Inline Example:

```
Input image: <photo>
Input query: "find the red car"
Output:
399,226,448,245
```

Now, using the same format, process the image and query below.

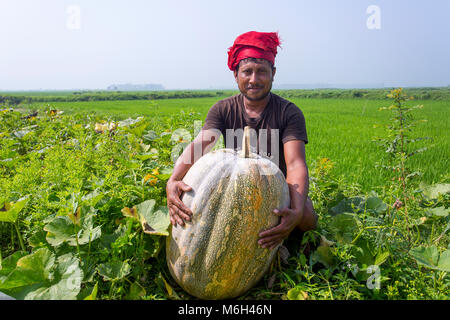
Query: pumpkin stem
242,126,251,158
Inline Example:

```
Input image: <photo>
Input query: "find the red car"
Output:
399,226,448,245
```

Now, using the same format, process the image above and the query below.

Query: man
166,31,317,250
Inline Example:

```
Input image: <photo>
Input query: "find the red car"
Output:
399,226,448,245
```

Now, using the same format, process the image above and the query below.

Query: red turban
227,31,281,71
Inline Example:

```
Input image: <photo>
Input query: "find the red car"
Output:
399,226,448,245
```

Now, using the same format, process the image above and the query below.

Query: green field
18,96,449,192
1,90,449,300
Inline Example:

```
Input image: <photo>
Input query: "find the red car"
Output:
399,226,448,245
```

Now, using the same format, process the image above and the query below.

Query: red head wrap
227,31,281,71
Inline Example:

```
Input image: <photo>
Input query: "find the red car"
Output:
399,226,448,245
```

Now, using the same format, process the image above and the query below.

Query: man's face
234,59,276,102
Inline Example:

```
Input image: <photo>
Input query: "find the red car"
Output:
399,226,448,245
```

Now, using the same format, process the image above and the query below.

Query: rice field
19,95,449,192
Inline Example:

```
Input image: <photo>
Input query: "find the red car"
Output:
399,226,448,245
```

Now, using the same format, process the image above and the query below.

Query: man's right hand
166,179,193,226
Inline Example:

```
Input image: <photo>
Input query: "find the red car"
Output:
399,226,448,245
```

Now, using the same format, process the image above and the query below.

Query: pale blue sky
0,0,449,90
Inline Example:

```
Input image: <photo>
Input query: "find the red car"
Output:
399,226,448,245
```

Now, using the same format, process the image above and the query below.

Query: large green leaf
77,210,102,245
329,213,361,244
421,183,450,200
142,130,158,143
97,261,131,281
44,216,77,246
409,246,439,268
124,200,171,236
329,197,364,215
0,251,28,284
0,248,55,297
139,206,170,236
118,117,144,128
437,250,450,272
409,246,450,272
44,207,101,247
0,197,28,223
330,195,387,216
425,206,449,218
23,253,83,300
310,245,334,268
287,287,308,300
365,196,388,215
0,249,83,300
353,238,374,267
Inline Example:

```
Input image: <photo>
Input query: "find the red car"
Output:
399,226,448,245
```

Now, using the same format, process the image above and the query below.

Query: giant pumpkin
166,126,290,299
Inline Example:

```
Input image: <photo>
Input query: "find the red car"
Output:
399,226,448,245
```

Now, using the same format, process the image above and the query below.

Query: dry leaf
278,245,290,264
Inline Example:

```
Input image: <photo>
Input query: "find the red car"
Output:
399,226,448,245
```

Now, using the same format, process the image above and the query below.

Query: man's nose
249,72,258,84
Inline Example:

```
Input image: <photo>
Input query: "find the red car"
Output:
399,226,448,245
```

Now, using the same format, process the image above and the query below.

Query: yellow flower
143,174,154,183
151,168,160,175
144,174,158,186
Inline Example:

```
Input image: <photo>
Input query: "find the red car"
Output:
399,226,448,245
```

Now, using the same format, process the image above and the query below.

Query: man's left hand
258,207,303,249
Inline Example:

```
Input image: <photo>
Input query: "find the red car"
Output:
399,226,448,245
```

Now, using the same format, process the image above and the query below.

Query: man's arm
284,140,317,231
166,129,219,226
258,140,317,249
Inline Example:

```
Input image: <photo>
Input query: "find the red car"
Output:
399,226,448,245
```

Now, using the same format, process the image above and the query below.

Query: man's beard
242,85,272,101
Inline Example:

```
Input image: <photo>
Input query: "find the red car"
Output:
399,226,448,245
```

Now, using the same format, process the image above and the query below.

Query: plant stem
14,221,26,252
241,126,251,158
74,225,82,263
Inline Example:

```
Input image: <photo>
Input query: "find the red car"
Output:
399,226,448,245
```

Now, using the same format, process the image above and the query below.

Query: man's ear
233,70,238,81
272,67,276,81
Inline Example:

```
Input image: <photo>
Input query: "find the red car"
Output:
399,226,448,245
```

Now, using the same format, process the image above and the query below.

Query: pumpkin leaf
44,207,101,247
365,196,388,215
44,216,78,246
143,130,158,143
425,206,449,217
10,248,55,290
77,210,102,245
328,213,361,244
25,253,83,300
310,236,335,268
121,206,139,221
0,197,29,223
97,261,131,281
329,197,364,215
353,238,375,266
81,189,105,207
0,249,83,300
117,117,144,128
133,200,171,236
421,183,450,200
135,149,158,161
287,287,308,300
437,250,450,272
409,245,450,272
0,251,28,284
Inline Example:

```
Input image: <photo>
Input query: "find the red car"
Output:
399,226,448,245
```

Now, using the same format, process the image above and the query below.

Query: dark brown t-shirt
202,92,308,177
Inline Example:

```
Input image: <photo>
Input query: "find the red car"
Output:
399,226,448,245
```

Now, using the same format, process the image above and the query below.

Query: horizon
2,84,449,94
1,0,449,91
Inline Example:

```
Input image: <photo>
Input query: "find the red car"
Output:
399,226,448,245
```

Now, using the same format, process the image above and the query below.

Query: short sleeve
202,102,225,132
281,104,308,144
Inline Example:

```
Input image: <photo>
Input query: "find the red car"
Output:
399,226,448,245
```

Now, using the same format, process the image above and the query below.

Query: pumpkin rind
166,147,290,300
